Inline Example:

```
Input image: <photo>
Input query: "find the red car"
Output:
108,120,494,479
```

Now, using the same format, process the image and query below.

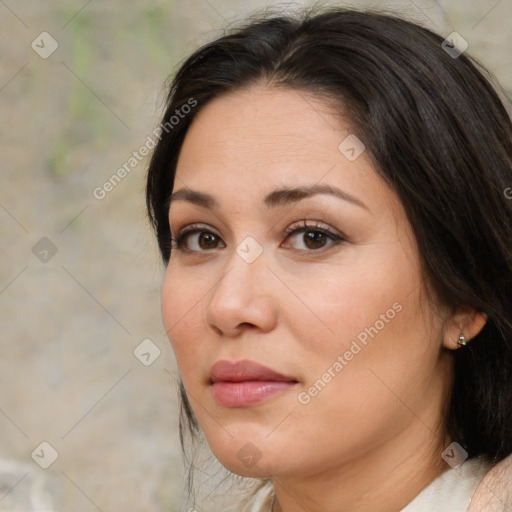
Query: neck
271,421,451,512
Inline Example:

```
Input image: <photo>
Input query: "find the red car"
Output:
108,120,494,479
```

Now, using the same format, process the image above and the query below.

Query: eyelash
170,220,345,253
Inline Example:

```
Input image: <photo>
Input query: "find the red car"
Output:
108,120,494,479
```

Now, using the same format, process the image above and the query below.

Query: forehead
181,87,344,155
174,86,391,210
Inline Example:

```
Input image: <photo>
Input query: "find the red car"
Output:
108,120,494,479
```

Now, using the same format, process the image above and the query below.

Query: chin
205,429,288,479
216,451,288,479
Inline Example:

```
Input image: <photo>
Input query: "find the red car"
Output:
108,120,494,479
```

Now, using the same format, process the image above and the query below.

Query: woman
146,7,512,512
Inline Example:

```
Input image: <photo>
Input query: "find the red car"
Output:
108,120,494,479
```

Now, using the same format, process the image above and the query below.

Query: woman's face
161,86,454,479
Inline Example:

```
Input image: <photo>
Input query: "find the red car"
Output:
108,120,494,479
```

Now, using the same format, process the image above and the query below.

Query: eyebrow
168,184,368,211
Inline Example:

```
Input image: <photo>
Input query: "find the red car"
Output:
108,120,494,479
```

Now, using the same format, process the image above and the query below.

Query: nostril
239,322,256,329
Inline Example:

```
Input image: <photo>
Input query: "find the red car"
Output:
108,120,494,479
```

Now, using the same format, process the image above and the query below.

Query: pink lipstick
209,359,298,407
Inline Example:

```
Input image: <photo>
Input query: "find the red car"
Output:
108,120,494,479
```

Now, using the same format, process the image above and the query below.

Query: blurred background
0,0,511,510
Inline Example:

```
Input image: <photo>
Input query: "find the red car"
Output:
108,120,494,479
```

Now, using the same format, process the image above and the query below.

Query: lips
209,359,298,407
210,359,296,383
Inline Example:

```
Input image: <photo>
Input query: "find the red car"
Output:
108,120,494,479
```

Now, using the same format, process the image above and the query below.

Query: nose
205,248,278,337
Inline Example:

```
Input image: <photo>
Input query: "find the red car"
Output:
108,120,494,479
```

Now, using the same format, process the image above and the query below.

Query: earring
457,333,467,346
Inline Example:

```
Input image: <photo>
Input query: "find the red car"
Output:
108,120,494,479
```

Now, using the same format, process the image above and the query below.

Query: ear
442,307,488,350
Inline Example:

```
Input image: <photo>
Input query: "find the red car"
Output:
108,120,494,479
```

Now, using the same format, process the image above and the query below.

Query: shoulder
468,453,512,511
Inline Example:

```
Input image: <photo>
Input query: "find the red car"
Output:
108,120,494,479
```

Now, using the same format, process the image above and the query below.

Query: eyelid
172,222,219,239
283,219,344,237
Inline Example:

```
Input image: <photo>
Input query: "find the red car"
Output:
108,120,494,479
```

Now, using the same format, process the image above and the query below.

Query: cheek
284,239,439,420
161,263,207,376
282,241,423,361
291,244,437,406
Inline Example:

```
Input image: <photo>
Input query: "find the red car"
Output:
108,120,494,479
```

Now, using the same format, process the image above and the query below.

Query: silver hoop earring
457,333,467,346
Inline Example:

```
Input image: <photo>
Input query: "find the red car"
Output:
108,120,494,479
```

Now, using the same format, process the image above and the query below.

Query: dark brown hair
146,6,512,478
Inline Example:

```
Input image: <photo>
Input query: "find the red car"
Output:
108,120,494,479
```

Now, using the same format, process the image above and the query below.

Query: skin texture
161,86,487,512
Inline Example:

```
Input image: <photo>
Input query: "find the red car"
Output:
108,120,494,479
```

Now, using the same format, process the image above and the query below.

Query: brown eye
173,229,225,252
303,231,328,249
197,232,220,249
283,224,344,252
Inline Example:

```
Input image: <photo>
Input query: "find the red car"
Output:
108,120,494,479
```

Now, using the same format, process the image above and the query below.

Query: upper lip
209,359,297,383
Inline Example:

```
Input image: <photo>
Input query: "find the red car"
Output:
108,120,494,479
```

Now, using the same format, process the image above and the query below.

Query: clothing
401,456,492,512
238,454,512,512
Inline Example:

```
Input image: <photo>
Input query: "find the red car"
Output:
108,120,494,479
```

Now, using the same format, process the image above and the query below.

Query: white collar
400,457,492,512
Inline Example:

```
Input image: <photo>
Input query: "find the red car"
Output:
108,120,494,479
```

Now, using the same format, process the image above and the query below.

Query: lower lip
211,381,297,407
